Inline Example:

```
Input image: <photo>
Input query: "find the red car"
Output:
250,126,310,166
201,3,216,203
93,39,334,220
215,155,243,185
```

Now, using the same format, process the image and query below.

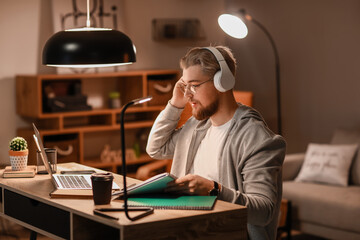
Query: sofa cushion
283,181,360,234
295,143,358,186
282,153,305,181
331,129,360,185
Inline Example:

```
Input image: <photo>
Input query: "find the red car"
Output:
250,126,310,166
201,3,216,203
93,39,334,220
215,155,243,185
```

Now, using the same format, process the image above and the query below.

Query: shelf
84,154,154,168
18,120,155,136
84,154,155,173
34,120,155,134
38,105,166,119
16,69,179,177
19,69,180,80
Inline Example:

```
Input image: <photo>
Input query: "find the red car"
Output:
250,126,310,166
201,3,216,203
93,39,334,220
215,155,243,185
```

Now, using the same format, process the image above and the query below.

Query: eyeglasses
179,79,213,95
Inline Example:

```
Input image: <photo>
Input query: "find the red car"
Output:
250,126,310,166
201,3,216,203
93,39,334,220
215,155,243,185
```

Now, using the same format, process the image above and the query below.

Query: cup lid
91,172,114,181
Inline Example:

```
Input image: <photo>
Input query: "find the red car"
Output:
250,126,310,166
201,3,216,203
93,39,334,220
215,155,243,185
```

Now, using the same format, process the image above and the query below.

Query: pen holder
91,172,114,205
37,148,57,174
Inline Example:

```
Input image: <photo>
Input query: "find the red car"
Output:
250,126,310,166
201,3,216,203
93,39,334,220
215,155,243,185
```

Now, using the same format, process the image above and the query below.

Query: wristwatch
209,181,220,196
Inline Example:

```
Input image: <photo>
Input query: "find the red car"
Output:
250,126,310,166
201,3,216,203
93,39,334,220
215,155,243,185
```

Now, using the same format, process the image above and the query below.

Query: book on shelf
3,165,36,178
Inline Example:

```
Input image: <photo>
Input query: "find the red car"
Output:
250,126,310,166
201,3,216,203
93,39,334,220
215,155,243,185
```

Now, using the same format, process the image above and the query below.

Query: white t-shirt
191,119,232,181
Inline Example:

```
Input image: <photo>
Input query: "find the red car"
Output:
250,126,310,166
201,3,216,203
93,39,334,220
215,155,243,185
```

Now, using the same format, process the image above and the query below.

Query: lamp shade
42,28,136,68
218,14,248,39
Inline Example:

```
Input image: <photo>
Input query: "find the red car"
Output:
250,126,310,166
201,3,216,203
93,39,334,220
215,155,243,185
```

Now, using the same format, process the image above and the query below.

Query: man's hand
170,78,188,109
166,174,214,196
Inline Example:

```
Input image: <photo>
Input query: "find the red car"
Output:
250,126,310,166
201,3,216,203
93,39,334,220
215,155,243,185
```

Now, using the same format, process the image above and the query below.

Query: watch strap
209,181,219,196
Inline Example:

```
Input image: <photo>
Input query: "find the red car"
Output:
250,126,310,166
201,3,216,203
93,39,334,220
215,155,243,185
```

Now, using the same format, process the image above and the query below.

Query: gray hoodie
147,102,286,240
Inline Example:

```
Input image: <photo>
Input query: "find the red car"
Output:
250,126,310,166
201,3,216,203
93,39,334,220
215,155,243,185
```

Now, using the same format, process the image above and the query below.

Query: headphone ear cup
213,70,222,91
203,46,235,92
214,69,235,92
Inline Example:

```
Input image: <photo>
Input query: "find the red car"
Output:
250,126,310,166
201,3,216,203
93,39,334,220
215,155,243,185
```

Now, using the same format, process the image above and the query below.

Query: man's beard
192,97,219,120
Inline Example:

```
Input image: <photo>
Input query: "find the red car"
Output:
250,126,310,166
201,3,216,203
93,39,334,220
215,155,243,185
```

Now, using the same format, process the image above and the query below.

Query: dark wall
225,0,360,153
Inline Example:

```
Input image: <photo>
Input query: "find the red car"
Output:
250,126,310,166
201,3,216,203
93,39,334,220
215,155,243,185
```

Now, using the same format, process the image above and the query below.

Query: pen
93,209,119,220
95,207,154,221
96,207,153,212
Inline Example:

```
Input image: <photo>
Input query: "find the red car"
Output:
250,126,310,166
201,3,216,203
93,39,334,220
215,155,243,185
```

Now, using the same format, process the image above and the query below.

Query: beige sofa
282,129,360,240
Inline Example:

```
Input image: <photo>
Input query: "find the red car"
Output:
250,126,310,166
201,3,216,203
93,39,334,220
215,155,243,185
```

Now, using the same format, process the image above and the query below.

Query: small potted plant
9,137,28,171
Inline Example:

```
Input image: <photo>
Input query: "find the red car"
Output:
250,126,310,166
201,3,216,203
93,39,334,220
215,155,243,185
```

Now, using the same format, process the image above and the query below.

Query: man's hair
179,46,237,77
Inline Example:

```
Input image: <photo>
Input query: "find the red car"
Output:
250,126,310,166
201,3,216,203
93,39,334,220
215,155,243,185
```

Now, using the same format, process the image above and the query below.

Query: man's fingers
175,174,195,184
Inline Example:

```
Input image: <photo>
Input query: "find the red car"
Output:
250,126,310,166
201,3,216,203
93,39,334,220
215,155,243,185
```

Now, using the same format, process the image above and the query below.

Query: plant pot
9,149,29,171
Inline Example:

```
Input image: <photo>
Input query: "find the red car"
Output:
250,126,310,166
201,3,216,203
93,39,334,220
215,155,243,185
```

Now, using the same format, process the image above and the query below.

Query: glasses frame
179,79,213,95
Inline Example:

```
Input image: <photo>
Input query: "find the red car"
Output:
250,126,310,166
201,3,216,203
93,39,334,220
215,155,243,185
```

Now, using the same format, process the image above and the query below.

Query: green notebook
113,173,177,197
127,195,217,210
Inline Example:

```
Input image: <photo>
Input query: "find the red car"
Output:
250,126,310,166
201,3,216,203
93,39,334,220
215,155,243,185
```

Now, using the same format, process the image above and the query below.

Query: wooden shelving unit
16,70,179,174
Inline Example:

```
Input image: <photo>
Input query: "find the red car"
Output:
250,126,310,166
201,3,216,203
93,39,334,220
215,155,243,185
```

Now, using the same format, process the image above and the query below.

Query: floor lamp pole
244,12,282,135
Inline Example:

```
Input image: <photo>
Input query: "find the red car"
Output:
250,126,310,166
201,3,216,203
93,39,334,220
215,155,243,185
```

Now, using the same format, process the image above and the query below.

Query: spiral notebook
127,195,217,210
112,172,176,197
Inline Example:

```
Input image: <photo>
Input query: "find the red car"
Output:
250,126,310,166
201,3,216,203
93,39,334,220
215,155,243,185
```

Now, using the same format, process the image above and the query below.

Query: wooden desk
0,163,247,240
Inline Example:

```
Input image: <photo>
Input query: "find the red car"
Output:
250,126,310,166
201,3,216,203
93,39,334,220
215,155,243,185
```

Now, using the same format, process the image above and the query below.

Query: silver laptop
32,123,119,190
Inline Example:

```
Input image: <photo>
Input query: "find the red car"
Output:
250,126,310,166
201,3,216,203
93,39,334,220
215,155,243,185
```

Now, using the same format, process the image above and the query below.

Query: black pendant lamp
42,0,136,68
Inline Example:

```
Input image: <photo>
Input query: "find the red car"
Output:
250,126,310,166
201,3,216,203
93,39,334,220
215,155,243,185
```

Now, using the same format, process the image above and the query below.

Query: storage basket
148,79,174,106
44,134,79,163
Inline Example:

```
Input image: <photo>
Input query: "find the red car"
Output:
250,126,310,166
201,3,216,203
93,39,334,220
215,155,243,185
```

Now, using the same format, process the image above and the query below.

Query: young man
146,46,286,240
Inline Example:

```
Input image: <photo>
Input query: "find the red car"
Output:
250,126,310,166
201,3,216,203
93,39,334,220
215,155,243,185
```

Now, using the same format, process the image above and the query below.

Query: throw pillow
331,129,360,185
295,143,358,186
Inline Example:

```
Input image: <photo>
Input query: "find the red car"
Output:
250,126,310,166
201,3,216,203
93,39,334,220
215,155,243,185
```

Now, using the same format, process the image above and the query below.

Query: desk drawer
4,189,70,239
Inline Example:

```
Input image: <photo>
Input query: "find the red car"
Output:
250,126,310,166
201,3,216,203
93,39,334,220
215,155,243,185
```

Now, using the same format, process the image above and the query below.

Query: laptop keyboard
57,175,92,189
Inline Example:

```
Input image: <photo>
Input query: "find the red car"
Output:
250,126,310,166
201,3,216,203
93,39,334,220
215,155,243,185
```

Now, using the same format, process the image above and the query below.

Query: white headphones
203,47,235,92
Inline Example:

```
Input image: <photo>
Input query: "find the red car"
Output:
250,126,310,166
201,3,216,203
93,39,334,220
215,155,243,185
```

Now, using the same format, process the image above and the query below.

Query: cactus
9,137,28,151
